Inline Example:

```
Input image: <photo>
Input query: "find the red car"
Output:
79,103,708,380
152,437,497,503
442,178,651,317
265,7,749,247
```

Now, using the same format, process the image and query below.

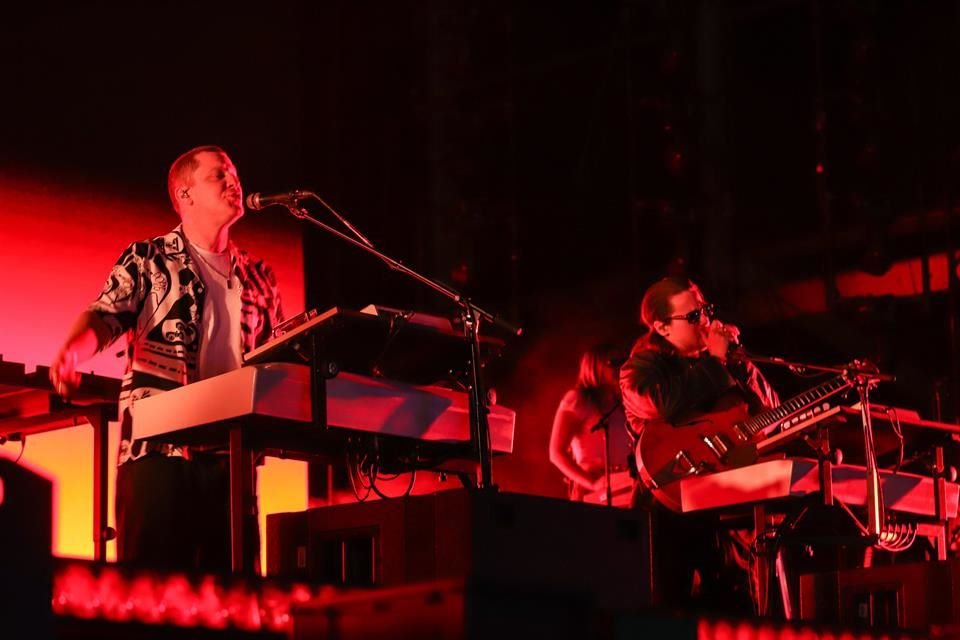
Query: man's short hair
167,145,227,212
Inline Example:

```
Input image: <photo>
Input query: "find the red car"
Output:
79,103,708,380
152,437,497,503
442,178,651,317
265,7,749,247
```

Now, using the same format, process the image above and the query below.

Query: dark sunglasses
666,303,716,324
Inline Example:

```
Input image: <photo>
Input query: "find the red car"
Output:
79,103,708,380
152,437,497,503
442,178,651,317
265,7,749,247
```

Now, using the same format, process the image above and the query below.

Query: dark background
4,0,960,490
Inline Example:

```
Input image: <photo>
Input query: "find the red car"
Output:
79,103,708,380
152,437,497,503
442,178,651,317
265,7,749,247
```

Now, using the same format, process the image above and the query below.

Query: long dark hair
634,276,701,353
575,343,624,408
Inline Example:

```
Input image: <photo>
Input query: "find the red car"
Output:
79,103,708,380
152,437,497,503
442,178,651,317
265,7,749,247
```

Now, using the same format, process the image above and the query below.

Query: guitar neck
740,375,852,438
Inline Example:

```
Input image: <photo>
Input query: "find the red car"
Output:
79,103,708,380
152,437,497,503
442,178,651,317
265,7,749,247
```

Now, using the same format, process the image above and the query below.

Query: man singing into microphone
50,145,283,573
620,276,778,613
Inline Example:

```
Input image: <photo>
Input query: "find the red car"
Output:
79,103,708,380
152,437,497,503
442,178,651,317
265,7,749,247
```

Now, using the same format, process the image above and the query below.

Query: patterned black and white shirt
89,225,284,464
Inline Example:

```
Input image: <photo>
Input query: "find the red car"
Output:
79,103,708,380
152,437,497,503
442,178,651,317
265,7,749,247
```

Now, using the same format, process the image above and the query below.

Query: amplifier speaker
268,488,652,611
799,558,960,631
0,458,53,638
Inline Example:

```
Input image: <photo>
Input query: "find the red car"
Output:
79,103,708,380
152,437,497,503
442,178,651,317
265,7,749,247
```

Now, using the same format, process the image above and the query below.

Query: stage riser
290,577,925,640
267,489,653,611
291,578,595,640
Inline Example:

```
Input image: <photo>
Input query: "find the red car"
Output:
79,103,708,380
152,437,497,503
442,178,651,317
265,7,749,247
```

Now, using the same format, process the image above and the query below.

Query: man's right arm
50,310,114,399
49,240,153,398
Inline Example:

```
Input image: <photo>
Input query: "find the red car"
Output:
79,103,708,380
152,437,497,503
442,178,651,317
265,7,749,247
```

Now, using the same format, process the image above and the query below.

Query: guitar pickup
701,434,731,460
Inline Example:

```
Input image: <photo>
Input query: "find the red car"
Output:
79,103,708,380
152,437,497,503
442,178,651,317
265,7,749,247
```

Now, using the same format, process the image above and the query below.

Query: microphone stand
732,349,894,541
280,199,522,490
305,192,376,249
590,398,622,507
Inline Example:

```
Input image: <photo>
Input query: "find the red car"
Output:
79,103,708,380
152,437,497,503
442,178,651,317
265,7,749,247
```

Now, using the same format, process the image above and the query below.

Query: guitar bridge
674,450,699,476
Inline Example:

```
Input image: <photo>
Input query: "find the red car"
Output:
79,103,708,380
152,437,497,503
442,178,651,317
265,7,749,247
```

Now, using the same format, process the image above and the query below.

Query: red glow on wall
743,252,960,324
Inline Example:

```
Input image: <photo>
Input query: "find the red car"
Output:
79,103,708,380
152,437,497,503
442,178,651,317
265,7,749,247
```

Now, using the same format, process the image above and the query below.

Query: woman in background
548,344,633,502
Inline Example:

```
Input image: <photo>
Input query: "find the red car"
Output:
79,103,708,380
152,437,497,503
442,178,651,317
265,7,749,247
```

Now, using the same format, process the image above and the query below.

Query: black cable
13,435,26,464
0,432,25,463
370,468,416,500
885,407,905,473
346,448,373,501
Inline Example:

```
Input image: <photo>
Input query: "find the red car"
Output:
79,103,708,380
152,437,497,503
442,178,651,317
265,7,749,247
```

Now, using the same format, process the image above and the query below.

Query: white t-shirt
188,243,243,380
557,389,633,472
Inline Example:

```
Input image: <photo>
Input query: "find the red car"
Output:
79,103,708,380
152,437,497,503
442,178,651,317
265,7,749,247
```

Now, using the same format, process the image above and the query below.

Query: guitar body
633,373,854,512
634,395,759,512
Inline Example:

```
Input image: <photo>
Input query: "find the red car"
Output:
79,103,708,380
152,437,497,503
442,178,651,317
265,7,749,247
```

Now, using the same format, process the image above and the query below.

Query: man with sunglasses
621,277,777,433
619,276,778,614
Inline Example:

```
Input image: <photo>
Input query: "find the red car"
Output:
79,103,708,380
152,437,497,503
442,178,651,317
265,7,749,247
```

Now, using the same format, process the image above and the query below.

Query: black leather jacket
619,335,779,438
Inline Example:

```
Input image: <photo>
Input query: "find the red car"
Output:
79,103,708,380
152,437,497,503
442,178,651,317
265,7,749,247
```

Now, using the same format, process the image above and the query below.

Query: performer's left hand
706,319,740,361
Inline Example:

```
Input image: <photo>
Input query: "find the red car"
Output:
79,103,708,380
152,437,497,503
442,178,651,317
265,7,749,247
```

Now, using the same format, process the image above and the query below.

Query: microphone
245,190,314,211
712,319,747,360
728,341,747,361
